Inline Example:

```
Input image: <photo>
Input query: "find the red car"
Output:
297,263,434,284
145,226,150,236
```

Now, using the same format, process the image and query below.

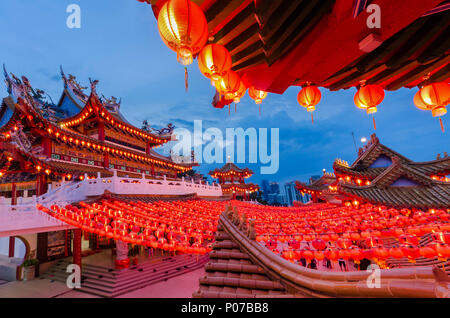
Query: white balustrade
0,171,222,236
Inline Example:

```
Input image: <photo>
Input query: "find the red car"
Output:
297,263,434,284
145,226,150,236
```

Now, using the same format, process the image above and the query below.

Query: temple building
295,172,340,204
209,161,259,200
0,67,222,280
0,66,197,204
333,134,450,210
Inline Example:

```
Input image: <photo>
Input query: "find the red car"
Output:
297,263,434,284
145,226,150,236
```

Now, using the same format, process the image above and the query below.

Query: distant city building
260,179,270,201
284,181,308,206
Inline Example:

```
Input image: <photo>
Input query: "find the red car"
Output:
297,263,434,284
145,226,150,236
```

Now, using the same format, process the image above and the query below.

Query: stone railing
0,171,222,236
0,203,72,237
219,207,450,298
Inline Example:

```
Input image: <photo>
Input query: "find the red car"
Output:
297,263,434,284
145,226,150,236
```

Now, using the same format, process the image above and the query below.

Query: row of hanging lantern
156,1,448,127
157,0,267,114
297,81,449,131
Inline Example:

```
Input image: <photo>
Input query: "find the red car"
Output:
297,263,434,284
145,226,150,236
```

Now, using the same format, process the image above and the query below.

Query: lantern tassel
373,116,377,130
259,105,261,116
311,112,314,124
439,117,445,133
228,104,230,116
235,103,237,113
185,67,188,92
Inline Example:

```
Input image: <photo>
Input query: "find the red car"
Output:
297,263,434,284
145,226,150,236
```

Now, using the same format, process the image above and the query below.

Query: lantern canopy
157,0,208,66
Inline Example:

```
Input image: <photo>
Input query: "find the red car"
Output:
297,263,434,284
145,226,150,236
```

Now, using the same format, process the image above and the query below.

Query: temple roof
58,78,172,145
334,134,450,179
209,162,254,178
148,0,449,94
334,135,450,209
295,173,336,193
220,183,259,193
0,72,196,173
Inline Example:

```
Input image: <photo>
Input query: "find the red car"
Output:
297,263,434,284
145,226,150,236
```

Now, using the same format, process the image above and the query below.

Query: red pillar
98,121,105,141
36,173,47,196
8,237,15,257
146,140,151,155
42,137,52,158
73,229,82,271
64,230,69,257
103,152,109,168
11,182,17,205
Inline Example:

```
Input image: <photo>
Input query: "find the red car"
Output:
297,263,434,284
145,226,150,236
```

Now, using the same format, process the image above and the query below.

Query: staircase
42,254,208,297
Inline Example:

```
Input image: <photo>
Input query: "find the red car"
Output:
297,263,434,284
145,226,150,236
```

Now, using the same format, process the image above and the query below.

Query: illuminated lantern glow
248,86,267,105
354,84,384,129
198,44,232,84
414,82,449,132
233,80,247,104
297,85,321,113
157,0,208,66
354,84,385,115
215,70,241,100
414,82,450,117
297,85,321,124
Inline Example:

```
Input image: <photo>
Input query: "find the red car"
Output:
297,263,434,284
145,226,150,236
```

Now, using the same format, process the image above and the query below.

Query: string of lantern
151,0,450,131
37,199,226,254
156,0,268,114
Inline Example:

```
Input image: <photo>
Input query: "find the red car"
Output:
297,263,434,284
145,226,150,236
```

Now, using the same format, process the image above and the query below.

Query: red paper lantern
297,85,321,112
414,82,449,117
248,86,267,105
157,0,208,66
354,84,385,114
312,239,327,251
198,43,232,83
215,70,241,100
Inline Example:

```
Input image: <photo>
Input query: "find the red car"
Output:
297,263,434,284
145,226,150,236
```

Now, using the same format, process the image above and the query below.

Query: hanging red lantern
248,86,267,103
215,70,241,100
198,43,232,84
414,82,449,132
354,84,384,129
297,85,321,111
311,239,327,251
354,84,385,114
233,80,247,104
337,238,352,249
297,85,321,124
157,0,208,66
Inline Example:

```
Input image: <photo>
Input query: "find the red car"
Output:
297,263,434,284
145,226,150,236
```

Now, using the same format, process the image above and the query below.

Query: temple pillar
8,236,15,257
42,137,52,158
11,182,17,205
103,152,109,168
36,173,47,196
98,122,105,141
73,229,82,271
64,230,69,257
146,140,151,155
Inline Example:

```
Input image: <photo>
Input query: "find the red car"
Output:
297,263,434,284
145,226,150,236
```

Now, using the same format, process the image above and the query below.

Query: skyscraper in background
284,182,308,206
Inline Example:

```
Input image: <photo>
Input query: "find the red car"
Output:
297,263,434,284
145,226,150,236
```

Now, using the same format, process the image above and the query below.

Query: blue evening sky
0,0,448,187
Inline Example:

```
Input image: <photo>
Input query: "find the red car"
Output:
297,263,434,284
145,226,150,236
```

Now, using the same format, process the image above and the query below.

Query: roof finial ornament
89,77,99,95
227,155,231,163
